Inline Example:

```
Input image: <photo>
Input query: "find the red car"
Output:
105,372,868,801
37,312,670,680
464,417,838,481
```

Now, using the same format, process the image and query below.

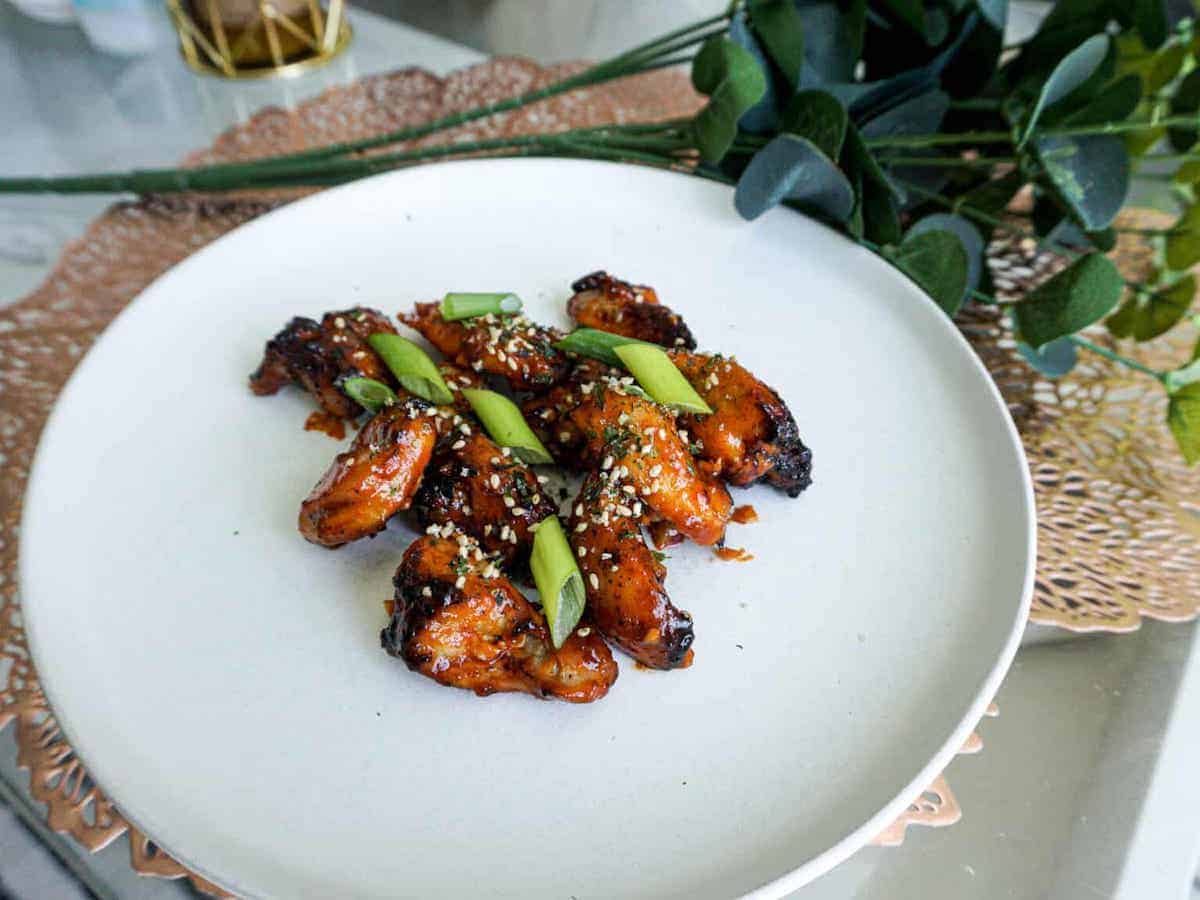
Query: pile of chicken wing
250,272,812,703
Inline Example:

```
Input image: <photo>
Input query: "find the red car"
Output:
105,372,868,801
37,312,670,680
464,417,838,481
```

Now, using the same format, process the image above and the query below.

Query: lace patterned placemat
2,57,1193,895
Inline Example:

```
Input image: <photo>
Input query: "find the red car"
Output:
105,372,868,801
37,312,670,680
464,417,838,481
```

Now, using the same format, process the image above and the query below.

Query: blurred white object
8,0,75,23
71,0,160,55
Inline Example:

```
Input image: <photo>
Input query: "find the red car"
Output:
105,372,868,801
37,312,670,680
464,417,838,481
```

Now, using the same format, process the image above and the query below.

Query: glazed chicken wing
250,308,397,419
570,473,694,669
299,399,438,547
567,378,732,546
669,351,812,497
413,431,557,567
400,304,568,392
567,271,696,349
521,359,615,467
382,532,618,702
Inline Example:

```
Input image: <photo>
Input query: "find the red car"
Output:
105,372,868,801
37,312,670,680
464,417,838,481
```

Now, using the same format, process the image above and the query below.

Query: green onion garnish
461,388,554,464
613,343,713,414
366,333,454,405
554,327,657,367
340,376,398,413
440,292,523,321
530,516,587,648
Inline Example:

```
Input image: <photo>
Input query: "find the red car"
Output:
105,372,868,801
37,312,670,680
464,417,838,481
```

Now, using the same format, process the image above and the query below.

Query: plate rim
19,157,1036,899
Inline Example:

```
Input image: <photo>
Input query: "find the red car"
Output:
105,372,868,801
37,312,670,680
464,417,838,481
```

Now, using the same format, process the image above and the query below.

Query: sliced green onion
554,327,656,367
366,333,454,405
530,516,587,649
440,292,523,321
340,376,398,413
461,388,554,464
613,343,713,415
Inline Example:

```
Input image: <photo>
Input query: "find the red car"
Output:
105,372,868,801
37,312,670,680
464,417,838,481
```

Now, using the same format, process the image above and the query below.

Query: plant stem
865,131,1012,149
873,155,1017,167
1067,336,1167,382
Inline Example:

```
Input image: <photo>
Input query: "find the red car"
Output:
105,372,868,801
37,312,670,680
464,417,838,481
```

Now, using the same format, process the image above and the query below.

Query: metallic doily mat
0,58,1194,895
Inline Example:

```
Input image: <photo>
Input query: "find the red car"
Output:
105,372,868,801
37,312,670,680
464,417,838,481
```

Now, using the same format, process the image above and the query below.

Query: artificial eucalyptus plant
5,1,1200,461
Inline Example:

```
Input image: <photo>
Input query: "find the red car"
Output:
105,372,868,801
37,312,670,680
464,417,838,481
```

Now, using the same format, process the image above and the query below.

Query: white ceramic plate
21,160,1033,899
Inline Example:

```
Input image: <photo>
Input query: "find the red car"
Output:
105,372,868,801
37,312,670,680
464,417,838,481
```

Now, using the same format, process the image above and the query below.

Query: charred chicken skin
570,473,694,669
299,399,438,547
250,308,398,419
400,304,568,392
382,532,618,702
567,271,696,350
413,431,557,567
669,351,812,497
566,378,732,546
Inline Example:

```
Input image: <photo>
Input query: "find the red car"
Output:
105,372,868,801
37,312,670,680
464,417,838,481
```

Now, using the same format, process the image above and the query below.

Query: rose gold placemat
4,57,1193,894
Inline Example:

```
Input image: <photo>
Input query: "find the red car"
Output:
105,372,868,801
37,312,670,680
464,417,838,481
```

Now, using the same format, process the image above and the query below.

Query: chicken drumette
569,473,694,669
567,271,696,350
669,351,812,497
382,531,618,702
412,431,557,567
250,307,398,419
299,398,440,547
401,304,568,392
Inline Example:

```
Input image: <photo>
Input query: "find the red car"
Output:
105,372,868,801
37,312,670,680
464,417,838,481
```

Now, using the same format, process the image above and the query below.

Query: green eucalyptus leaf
749,0,806,90
1145,43,1186,92
860,89,951,139
1168,69,1200,151
1062,74,1142,127
890,229,970,315
1023,34,1111,144
1016,0,1115,81
691,37,769,163
1167,381,1200,464
1134,0,1169,50
780,90,849,159
1107,274,1195,341
1017,336,1079,378
795,0,856,83
734,134,855,222
1013,253,1124,349
728,13,781,133
1165,204,1200,270
974,0,1007,30
841,122,902,242
908,213,985,306
1035,134,1129,231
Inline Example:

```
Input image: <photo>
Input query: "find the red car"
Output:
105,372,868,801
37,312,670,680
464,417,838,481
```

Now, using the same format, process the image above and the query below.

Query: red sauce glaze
714,546,755,562
304,410,346,440
731,504,759,524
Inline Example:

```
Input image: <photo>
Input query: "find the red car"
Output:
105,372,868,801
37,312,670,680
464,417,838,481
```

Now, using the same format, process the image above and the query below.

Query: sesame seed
422,586,432,597
455,575,466,589
490,474,501,489
578,627,592,637
452,440,466,450
334,317,346,328
472,360,484,371
622,484,636,495
500,525,511,540
611,565,618,572
531,494,541,504
507,357,518,370
424,407,437,416
616,504,633,516
425,524,440,535
674,337,686,345
588,573,600,590
679,430,689,442
601,455,614,471
577,546,587,558
503,496,515,508
512,506,527,516
658,428,667,439
461,467,470,477
497,350,507,362
649,464,662,477
580,383,593,394
559,431,572,442
600,552,611,560
484,524,493,535
537,475,549,484
508,531,518,544
632,502,642,516
501,447,511,457
460,424,471,435
575,522,587,533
